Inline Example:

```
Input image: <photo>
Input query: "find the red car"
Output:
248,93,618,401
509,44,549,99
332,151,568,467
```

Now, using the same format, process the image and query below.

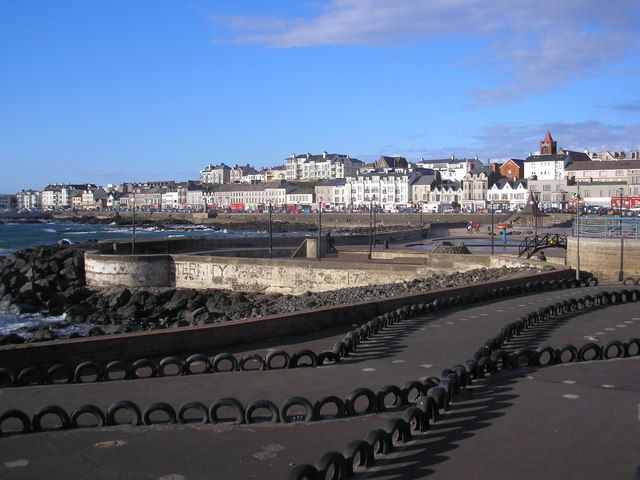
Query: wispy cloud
358,120,640,160
608,101,640,112
213,0,640,105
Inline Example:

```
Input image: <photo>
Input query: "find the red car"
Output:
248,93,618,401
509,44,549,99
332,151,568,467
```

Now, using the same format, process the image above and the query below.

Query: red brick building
499,158,524,181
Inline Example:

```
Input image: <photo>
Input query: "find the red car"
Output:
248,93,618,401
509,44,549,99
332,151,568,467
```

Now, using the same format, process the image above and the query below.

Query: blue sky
1,0,639,192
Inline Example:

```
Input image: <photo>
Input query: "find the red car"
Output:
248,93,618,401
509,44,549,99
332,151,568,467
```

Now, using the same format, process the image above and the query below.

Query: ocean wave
66,230,98,235
42,228,58,233
167,234,185,238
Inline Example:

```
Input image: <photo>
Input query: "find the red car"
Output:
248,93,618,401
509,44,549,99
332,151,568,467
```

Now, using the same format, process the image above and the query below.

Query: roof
491,178,528,189
376,155,408,169
412,174,437,186
543,131,554,142
524,151,591,163
565,159,640,171
315,179,347,187
501,158,524,168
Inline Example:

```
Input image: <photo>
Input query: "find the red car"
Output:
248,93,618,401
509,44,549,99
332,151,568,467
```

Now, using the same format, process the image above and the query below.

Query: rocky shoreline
0,242,550,345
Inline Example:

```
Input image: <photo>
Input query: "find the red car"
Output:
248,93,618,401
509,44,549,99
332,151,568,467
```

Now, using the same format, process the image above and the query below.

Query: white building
415,158,482,182
16,189,41,210
41,184,95,210
486,179,528,211
200,164,231,185
162,191,180,210
285,152,362,181
346,171,418,211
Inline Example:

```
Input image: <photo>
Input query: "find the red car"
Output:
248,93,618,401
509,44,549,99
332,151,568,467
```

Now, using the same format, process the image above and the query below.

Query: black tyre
184,354,212,375
245,399,279,424
578,342,602,361
280,396,313,423
313,396,346,420
427,386,447,411
376,385,403,411
603,341,625,360
556,344,579,363
106,400,141,426
342,440,374,476
490,349,510,370
332,341,348,358
105,361,133,380
157,357,183,377
345,387,377,415
416,395,439,422
131,359,157,379
384,418,412,445
402,406,427,432
365,429,392,455
46,364,73,384
212,353,238,372
17,366,45,386
286,464,319,480
238,354,265,371
210,397,245,425
0,409,31,435
73,361,104,383
265,349,290,370
535,346,557,366
142,402,176,425
625,337,640,357
32,405,70,431
70,405,106,428
177,401,209,425
316,350,339,366
315,451,347,480
0,367,15,388
290,350,317,368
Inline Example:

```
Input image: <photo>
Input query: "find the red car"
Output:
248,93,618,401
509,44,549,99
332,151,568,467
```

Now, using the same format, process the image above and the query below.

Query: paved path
1,282,638,479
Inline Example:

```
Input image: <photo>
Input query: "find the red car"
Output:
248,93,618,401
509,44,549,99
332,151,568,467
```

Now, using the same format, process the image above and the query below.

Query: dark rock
108,288,131,309
32,328,57,342
0,333,25,345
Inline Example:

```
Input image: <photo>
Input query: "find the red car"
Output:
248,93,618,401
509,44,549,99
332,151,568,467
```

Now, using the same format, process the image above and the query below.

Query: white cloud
213,0,640,105
362,121,640,160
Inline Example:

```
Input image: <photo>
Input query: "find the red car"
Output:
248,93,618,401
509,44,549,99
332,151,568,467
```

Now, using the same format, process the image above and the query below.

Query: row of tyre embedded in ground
0,275,596,389
7,279,638,440
286,286,640,479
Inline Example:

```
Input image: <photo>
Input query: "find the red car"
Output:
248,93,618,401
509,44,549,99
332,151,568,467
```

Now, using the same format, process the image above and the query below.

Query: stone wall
567,236,640,281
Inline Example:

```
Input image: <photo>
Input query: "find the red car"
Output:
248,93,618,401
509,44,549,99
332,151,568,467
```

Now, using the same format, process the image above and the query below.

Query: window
543,185,551,191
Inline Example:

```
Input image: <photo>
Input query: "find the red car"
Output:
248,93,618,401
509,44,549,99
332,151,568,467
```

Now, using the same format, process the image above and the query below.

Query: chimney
323,151,328,159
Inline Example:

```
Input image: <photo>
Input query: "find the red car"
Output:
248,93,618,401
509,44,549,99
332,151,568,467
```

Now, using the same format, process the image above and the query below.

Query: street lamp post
373,202,377,248
131,191,137,254
575,185,581,281
317,205,322,261
529,199,537,238
268,202,273,259
618,187,624,280
368,199,373,260
490,200,495,255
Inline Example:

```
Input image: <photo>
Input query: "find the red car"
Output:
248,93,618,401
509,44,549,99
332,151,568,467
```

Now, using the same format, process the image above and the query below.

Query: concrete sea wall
567,236,640,281
85,253,437,293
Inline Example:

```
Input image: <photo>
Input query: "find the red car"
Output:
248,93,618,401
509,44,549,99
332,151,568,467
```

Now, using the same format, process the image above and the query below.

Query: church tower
539,131,557,155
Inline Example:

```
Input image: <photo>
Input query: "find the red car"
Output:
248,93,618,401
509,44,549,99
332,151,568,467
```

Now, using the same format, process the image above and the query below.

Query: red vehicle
229,203,245,212
611,196,640,209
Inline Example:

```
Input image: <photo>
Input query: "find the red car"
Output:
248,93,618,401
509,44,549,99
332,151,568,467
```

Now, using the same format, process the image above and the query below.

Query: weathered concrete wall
371,250,546,270
171,255,431,294
85,254,172,287
0,268,571,371
86,247,540,294
567,237,640,281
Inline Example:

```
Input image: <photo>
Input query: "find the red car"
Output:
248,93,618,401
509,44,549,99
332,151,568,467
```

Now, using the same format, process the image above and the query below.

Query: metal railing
573,216,640,238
